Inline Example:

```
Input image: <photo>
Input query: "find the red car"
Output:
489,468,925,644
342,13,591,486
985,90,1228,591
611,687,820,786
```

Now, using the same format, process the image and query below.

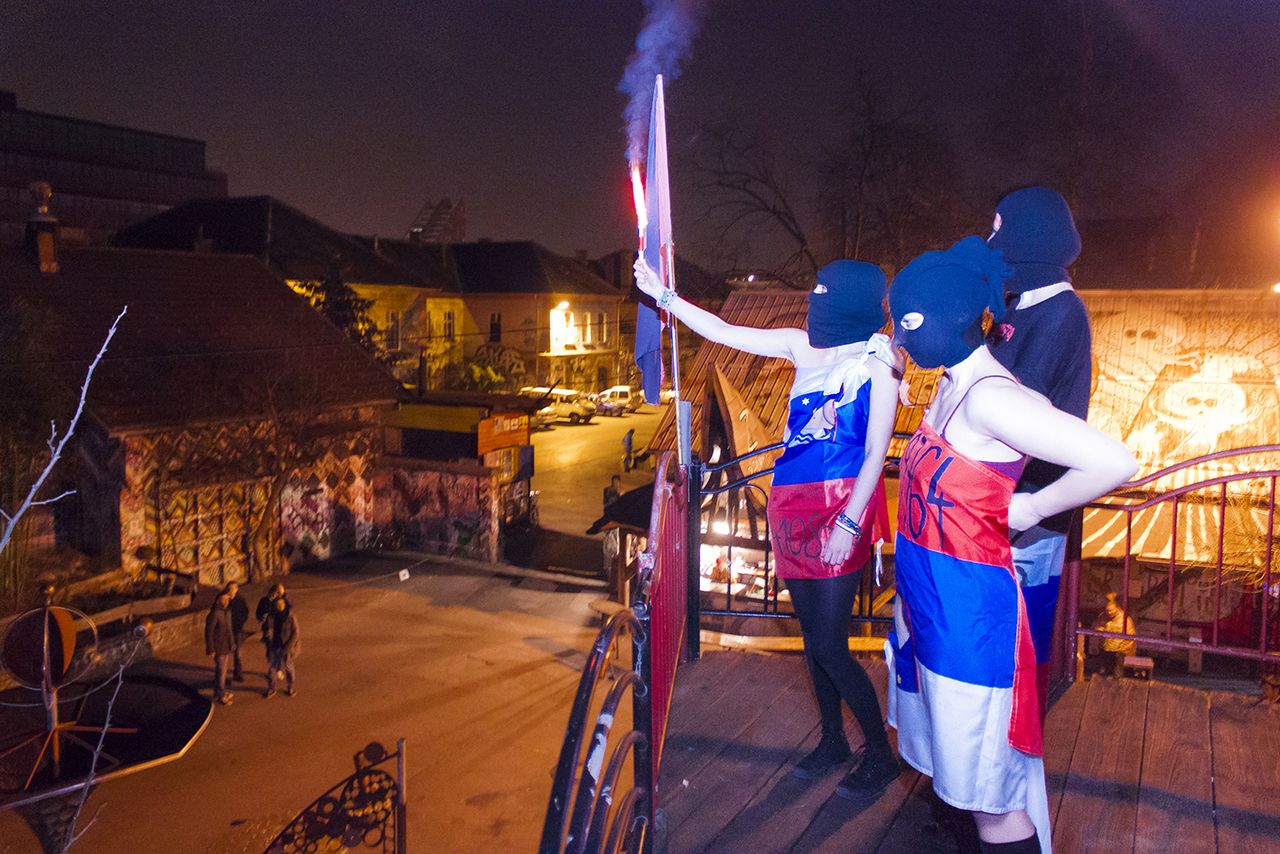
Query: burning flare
630,164,648,235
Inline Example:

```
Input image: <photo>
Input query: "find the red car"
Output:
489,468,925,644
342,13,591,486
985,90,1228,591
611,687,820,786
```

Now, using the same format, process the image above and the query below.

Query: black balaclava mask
889,237,1012,370
986,186,1081,296
806,260,887,348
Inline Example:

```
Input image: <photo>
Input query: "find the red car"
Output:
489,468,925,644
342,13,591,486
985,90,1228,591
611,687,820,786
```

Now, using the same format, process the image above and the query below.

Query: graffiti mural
1081,290,1280,580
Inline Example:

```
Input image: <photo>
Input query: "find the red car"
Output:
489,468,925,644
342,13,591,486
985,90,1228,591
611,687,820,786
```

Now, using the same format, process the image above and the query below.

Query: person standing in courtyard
986,186,1093,715
256,582,286,641
205,588,236,705
265,596,300,698
635,255,901,803
886,237,1136,853
224,581,250,683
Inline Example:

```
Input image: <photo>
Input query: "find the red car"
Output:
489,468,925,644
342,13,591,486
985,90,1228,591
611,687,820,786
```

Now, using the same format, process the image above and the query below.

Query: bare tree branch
0,306,127,557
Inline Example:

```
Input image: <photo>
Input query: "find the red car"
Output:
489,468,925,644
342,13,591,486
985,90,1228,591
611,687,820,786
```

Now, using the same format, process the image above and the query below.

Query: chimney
193,223,214,253
24,181,59,274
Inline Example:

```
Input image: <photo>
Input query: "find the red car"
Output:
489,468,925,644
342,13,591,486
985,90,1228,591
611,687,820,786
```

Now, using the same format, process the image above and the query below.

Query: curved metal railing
1068,445,1280,670
540,452,687,854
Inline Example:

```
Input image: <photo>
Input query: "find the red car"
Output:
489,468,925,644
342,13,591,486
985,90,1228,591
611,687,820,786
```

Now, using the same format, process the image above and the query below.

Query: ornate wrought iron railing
264,740,406,854
1066,445,1280,675
540,452,688,854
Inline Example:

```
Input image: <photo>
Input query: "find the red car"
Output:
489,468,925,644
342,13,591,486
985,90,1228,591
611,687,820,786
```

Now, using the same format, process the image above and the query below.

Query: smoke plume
619,0,711,165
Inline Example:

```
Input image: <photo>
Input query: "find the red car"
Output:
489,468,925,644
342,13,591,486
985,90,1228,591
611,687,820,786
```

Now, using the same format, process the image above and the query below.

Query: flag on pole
635,75,673,405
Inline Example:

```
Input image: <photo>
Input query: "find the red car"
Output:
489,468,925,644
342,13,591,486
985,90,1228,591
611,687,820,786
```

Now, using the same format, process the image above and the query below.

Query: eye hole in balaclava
807,260,888,348
888,237,1012,370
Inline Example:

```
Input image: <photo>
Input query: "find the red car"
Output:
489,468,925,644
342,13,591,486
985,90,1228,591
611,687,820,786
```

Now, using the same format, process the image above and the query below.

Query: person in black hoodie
987,186,1092,716
264,597,300,698
204,589,236,705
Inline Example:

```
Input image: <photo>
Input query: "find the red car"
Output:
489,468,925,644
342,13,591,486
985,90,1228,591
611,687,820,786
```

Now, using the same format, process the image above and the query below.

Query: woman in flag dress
634,256,903,802
886,237,1136,853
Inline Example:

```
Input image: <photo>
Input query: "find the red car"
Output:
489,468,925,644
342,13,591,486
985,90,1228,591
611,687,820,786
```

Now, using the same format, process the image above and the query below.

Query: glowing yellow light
556,300,569,311
1272,282,1280,294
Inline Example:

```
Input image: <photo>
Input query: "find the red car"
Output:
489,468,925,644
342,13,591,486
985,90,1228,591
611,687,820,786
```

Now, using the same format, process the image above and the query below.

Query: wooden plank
874,775,960,854
789,658,923,854
1132,682,1214,854
1211,691,1280,853
1052,676,1148,853
703,660,899,853
1043,679,1089,823
659,651,780,790
664,655,814,851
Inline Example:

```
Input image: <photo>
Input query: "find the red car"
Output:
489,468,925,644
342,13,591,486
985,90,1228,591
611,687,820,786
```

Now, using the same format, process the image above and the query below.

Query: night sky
3,1,1279,269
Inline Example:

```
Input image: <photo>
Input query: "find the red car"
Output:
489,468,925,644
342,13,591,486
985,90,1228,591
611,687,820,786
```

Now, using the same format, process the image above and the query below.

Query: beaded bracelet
833,513,862,538
657,287,677,310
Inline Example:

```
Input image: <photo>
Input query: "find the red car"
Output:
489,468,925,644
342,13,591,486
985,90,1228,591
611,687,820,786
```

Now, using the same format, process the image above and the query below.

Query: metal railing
1068,445,1280,674
540,452,688,854
684,441,899,659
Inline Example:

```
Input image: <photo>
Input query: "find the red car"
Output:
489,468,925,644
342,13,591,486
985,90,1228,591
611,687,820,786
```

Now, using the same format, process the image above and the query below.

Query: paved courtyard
0,554,607,853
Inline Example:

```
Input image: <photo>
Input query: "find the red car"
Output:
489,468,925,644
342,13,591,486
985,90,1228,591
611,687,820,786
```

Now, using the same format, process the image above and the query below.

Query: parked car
596,385,642,413
590,394,626,417
520,387,597,424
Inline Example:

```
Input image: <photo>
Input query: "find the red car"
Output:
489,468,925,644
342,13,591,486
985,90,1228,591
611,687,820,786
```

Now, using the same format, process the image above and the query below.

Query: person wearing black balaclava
886,236,1135,854
634,255,903,804
986,186,1092,720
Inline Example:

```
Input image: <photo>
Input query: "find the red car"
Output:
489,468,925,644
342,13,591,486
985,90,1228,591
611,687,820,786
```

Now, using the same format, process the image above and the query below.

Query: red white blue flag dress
887,420,1052,851
767,335,890,580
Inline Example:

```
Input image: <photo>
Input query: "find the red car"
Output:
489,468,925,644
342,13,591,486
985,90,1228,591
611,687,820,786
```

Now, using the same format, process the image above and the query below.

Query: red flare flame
630,164,647,233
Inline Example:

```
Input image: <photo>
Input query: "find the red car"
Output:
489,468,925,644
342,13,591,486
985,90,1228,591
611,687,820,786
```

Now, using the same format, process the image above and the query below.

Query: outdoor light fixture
1272,282,1280,294
556,300,569,311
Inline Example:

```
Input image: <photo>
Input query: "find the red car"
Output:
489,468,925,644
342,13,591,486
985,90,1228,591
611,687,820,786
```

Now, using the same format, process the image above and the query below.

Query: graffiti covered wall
1081,290,1280,581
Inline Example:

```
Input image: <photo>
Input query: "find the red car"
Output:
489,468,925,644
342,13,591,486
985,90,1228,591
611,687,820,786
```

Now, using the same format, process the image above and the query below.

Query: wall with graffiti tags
371,458,501,564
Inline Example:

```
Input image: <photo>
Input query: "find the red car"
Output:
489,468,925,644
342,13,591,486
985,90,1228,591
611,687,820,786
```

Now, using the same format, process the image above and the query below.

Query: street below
0,555,606,854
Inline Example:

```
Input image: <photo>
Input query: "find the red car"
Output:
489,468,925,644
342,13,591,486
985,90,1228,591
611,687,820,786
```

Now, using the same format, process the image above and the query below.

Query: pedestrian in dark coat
224,581,250,682
264,597,300,698
205,590,236,705
255,582,286,640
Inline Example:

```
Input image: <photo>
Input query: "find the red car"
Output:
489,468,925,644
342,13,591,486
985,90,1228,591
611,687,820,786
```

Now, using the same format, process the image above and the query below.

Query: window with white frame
444,311,456,342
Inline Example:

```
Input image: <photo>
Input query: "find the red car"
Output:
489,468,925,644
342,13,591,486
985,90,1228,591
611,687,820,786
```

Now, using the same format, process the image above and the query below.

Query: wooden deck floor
657,650,1280,853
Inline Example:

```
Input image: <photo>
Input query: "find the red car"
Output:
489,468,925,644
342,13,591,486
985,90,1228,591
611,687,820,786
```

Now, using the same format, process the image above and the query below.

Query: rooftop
0,246,401,433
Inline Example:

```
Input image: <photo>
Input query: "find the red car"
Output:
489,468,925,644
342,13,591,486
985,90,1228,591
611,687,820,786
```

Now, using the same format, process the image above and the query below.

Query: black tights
786,571,888,747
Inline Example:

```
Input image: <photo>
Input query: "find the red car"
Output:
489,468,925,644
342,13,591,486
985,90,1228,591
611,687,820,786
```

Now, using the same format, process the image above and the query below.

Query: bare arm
973,384,1137,531
634,256,804,359
821,357,899,565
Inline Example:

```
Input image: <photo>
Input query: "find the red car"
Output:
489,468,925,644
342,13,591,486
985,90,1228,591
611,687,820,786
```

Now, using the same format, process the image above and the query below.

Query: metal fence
1069,445,1280,674
540,451,688,854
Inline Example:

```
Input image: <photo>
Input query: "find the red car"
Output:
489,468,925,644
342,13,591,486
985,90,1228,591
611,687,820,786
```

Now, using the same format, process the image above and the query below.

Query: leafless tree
694,127,819,284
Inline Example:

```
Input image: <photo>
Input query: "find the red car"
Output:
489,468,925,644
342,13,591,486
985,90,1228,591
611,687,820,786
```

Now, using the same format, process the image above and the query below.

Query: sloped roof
115,196,436,288
447,241,620,297
0,247,401,434
349,237,452,289
649,290,806,454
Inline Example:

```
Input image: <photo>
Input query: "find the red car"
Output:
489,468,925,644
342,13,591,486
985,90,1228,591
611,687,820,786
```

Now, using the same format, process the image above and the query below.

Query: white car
596,385,642,414
520,387,597,425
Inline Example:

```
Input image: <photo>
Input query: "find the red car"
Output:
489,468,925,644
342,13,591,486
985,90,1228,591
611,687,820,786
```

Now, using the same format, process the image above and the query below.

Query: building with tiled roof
0,240,401,585
372,237,627,392
115,197,468,389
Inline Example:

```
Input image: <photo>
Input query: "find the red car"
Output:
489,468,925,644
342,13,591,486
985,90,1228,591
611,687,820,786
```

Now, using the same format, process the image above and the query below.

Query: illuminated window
444,311,455,342
598,312,608,344
424,312,433,341
489,312,502,343
585,312,593,345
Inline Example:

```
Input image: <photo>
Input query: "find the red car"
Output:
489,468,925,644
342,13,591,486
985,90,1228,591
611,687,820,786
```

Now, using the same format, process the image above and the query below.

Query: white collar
1015,281,1074,310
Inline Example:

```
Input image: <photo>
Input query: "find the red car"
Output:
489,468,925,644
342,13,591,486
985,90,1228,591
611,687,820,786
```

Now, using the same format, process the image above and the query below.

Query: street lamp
1272,282,1280,294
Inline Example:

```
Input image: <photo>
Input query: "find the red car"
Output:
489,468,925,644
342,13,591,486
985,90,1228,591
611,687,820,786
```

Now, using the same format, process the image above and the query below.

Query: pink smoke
619,0,711,165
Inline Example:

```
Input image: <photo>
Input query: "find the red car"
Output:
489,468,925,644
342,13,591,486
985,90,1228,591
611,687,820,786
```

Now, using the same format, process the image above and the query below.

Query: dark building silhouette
0,90,226,245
